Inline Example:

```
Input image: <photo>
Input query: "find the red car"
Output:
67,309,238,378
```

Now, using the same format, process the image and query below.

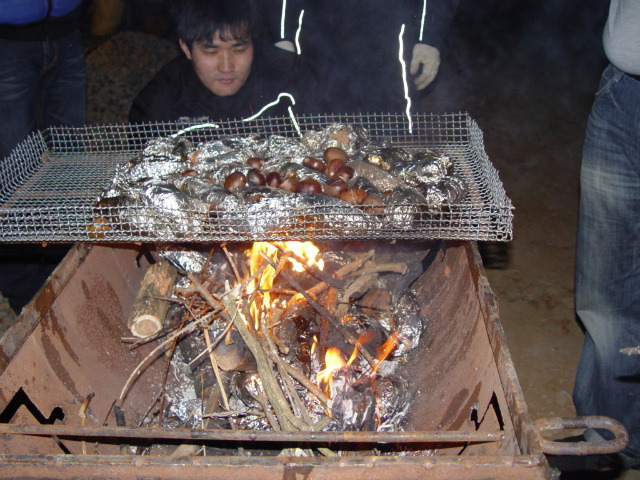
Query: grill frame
0,113,513,243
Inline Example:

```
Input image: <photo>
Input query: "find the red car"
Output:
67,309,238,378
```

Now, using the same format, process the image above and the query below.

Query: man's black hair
175,0,257,50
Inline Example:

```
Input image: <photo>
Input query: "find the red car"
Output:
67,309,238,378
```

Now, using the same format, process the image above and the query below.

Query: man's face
180,30,253,97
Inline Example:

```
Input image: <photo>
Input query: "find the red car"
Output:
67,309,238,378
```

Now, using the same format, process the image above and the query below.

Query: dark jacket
0,0,83,40
260,0,459,113
129,40,317,124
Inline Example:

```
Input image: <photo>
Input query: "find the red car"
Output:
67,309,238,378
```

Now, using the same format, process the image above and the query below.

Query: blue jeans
0,31,84,311
0,30,86,161
573,64,640,467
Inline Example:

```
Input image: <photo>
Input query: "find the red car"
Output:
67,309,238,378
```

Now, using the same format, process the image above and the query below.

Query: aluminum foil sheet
302,123,369,156
389,155,448,187
164,348,201,427
96,123,467,239
390,290,426,356
257,134,308,162
194,149,257,176
423,176,467,207
352,146,412,171
142,137,193,160
383,187,428,230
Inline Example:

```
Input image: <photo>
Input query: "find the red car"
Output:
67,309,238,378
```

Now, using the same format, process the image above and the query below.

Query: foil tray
0,113,513,243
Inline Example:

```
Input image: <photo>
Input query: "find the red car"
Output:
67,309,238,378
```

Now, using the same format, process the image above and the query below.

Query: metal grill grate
0,113,513,243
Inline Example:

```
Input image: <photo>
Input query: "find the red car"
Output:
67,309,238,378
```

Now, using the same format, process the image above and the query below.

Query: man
130,0,314,123
260,0,458,114
551,0,640,473
0,0,86,161
0,0,85,314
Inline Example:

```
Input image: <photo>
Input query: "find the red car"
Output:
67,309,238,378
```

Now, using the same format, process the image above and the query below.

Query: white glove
410,43,441,90
275,40,295,53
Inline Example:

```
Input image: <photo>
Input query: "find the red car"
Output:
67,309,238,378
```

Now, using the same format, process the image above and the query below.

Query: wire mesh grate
0,113,513,243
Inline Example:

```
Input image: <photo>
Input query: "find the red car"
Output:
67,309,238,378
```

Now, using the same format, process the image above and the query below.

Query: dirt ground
1,0,637,477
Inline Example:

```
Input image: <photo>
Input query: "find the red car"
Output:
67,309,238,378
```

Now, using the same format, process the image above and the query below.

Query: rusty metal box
0,241,554,479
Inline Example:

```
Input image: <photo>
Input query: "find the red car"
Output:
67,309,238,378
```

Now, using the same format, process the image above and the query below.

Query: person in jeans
0,0,86,161
568,0,640,471
0,0,85,313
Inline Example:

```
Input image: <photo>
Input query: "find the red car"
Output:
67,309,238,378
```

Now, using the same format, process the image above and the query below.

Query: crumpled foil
257,134,308,162
136,179,202,237
384,187,428,230
422,175,467,207
389,155,448,187
327,369,377,431
96,124,466,238
302,123,369,156
391,289,427,356
352,146,412,171
142,137,193,160
164,348,201,427
159,246,210,274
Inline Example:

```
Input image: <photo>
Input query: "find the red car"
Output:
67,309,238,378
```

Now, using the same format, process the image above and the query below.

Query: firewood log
128,261,178,338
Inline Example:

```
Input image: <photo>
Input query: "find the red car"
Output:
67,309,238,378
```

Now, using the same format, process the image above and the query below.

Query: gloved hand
275,40,295,53
410,43,441,90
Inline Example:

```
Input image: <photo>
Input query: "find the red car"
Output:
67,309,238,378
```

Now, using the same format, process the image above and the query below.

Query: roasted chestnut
247,157,264,169
323,147,348,163
224,171,246,191
296,178,323,194
265,171,282,187
302,156,325,172
323,178,348,198
334,165,355,182
325,158,345,178
247,168,266,186
181,169,198,177
339,188,367,205
279,177,298,192
362,195,384,214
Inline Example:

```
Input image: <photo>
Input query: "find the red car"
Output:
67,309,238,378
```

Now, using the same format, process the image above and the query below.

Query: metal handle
534,416,628,455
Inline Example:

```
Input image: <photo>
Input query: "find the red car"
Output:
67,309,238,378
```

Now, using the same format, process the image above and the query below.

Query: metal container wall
0,241,554,479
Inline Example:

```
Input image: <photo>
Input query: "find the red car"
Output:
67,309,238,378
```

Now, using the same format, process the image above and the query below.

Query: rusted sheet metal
0,423,504,444
0,243,91,373
465,243,549,460
0,241,556,479
0,454,550,480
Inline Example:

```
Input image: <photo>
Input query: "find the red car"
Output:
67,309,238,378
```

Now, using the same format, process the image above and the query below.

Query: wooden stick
308,250,375,296
220,285,302,431
79,393,94,455
258,252,377,367
119,311,217,403
259,311,316,427
334,273,379,320
128,261,178,338
273,245,345,289
203,328,230,411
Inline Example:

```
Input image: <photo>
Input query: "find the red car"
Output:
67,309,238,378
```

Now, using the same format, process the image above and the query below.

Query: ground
1,1,638,478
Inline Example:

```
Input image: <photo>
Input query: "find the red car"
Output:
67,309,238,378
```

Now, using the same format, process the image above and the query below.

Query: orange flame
347,331,376,366
317,347,345,396
372,331,399,374
247,241,323,329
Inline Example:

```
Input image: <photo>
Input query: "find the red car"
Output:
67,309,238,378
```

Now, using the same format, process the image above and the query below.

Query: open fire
118,239,427,455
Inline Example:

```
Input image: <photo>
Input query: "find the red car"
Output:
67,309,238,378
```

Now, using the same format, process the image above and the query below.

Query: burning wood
120,240,433,456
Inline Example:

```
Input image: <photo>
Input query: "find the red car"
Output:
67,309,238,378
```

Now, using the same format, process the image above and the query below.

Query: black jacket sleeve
128,56,186,123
